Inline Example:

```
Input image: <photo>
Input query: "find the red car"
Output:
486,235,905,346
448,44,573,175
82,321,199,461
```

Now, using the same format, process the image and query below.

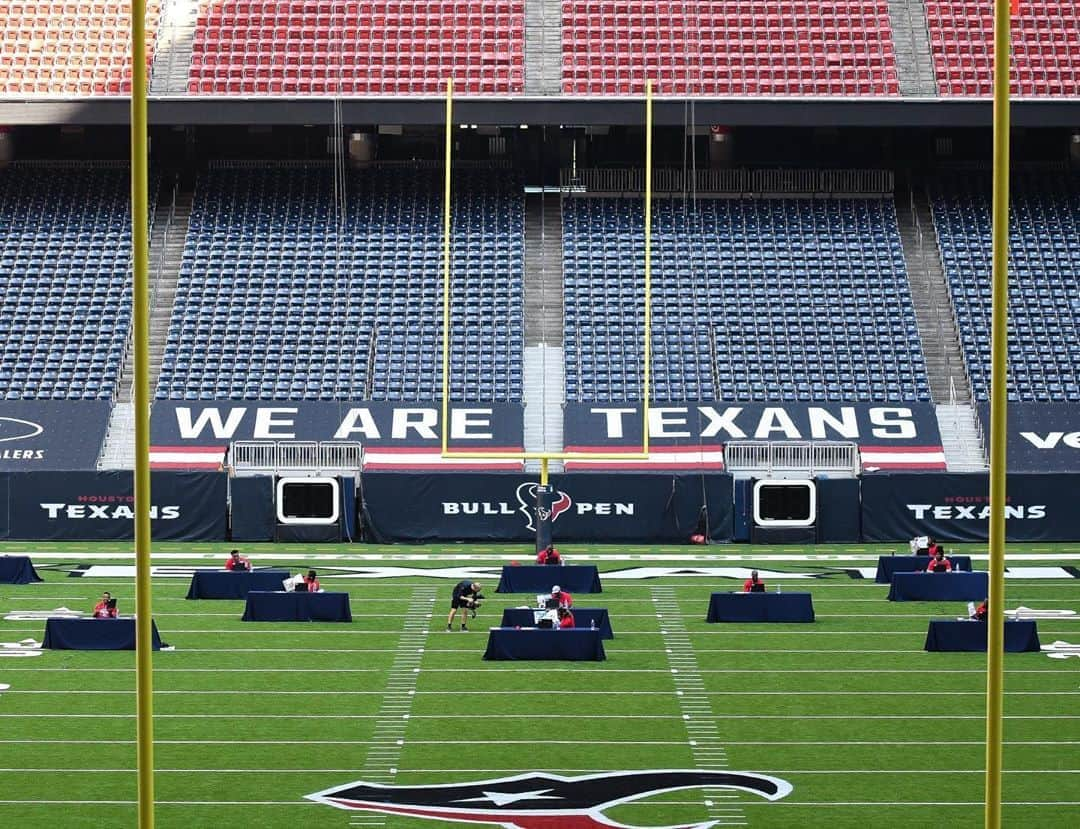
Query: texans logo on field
306,769,792,828
517,483,573,532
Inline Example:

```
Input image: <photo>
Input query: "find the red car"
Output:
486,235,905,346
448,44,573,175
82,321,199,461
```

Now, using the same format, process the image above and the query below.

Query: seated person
536,544,562,566
550,585,573,608
225,549,252,571
926,539,944,557
303,569,320,592
972,598,988,622
93,592,118,619
557,606,575,629
743,570,766,593
926,550,953,573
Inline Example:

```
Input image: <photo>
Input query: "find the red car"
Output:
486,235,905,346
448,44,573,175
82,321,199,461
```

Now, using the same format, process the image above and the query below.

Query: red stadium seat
560,1,900,96
185,0,525,96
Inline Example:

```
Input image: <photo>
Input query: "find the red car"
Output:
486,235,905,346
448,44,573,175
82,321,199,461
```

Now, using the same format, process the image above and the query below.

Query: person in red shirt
557,607,575,629
550,585,573,608
225,549,251,571
93,592,118,619
926,550,953,573
972,599,988,621
536,544,562,565
743,570,766,592
304,569,320,592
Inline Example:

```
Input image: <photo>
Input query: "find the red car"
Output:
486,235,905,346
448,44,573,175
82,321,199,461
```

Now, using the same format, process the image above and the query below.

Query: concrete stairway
936,403,989,470
149,0,199,95
522,190,566,469
524,0,563,95
98,182,193,469
887,0,939,96
897,189,971,404
523,344,565,471
523,192,564,346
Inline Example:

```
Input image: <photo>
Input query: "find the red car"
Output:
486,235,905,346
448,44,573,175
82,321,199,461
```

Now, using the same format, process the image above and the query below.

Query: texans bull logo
306,769,792,828
517,483,573,532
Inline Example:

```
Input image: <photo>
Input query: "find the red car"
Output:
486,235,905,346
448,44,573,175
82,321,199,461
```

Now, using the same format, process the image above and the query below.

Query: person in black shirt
446,580,482,632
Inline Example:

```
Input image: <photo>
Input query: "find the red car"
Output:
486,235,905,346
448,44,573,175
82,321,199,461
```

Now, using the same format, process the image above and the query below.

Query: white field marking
6,628,1080,637
356,586,437,790
653,584,738,824
0,800,1077,807
3,713,1072,721
16,689,1075,697
12,768,1063,776
5,739,1071,746
17,550,1080,561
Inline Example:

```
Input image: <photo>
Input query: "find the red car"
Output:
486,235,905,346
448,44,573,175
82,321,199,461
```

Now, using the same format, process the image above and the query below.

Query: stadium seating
0,165,140,400
930,174,1080,401
158,164,523,401
927,1,1080,96
563,196,930,402
187,0,525,95
0,1,159,95
562,1,900,95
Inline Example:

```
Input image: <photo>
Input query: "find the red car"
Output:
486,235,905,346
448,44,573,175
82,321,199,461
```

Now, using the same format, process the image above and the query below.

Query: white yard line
345,585,437,828
651,584,745,826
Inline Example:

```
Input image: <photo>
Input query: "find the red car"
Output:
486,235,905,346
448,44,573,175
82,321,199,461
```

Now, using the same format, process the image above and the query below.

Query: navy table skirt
0,555,43,584
925,620,1040,652
875,555,973,583
483,628,606,661
500,607,614,639
241,591,352,622
495,565,602,594
43,617,162,650
186,569,291,599
706,592,816,623
888,571,989,602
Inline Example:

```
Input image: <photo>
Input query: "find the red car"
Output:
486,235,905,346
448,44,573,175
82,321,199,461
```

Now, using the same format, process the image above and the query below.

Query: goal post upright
439,78,655,542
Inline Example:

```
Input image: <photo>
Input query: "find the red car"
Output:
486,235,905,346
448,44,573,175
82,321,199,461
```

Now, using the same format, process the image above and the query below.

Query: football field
1,542,1078,828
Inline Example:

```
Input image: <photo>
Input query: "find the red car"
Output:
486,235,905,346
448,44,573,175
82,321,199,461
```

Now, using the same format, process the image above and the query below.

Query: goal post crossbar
439,78,655,483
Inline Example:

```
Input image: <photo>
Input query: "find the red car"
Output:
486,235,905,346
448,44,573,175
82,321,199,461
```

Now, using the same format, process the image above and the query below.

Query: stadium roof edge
0,96,1078,128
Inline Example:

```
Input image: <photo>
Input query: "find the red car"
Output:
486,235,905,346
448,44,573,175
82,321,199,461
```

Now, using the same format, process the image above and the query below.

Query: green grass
0,543,1077,827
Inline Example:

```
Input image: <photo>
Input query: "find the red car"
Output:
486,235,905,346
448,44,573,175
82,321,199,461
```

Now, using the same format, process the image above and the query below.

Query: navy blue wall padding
860,472,1080,542
361,472,734,543
702,474,734,542
816,477,862,542
229,475,275,541
341,477,357,541
732,478,753,542
0,473,8,540
1,470,226,541
977,403,1080,472
275,523,342,543
0,400,112,470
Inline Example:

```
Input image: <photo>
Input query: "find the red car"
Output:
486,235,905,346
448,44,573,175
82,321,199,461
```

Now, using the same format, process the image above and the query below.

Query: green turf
0,543,1077,827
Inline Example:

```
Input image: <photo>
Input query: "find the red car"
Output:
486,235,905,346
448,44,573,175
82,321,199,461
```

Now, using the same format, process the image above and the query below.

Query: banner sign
861,472,1080,542
362,472,733,543
977,403,1080,472
0,401,111,470
564,402,945,471
149,400,524,471
0,470,227,541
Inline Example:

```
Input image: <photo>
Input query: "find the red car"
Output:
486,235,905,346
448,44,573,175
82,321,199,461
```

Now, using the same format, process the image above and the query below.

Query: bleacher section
0,165,137,400
931,174,1080,401
926,1,1080,96
187,0,525,94
157,164,523,401
563,196,930,401
0,1,159,95
562,1,900,95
